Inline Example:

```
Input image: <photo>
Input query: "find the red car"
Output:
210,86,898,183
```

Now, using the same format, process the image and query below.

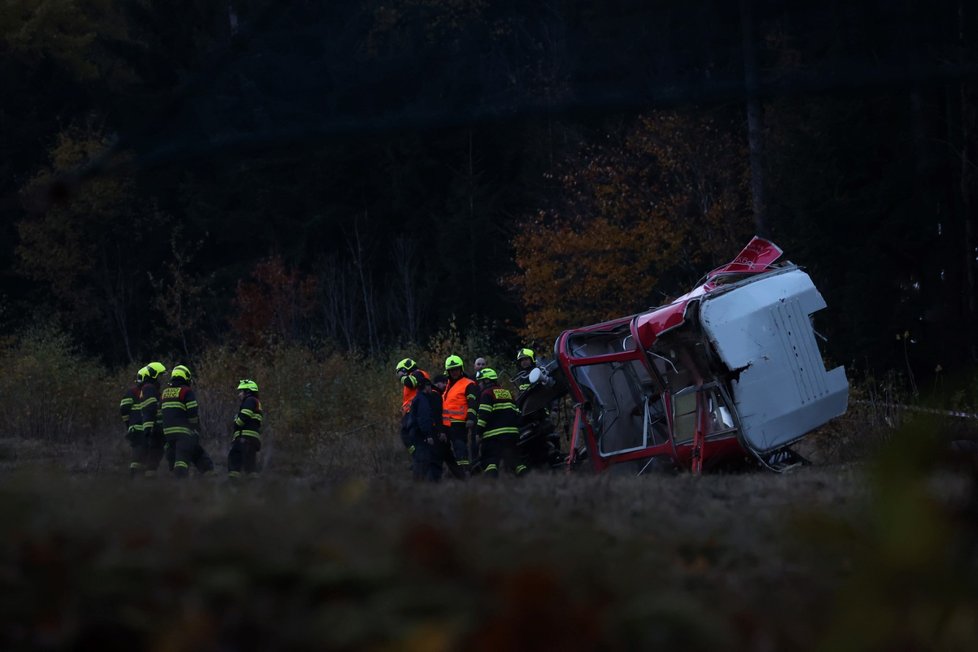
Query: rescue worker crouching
442,355,479,475
475,368,527,478
161,365,214,477
120,367,146,477
228,379,263,479
396,358,430,462
139,361,168,477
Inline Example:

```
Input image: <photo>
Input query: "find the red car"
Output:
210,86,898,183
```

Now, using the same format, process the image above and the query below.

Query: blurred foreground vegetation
0,441,976,651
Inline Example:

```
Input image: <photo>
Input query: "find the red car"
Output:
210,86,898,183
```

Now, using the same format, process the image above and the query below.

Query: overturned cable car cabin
525,237,849,474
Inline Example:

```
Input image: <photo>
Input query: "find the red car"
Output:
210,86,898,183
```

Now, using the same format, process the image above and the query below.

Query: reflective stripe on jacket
160,384,199,437
234,395,263,440
442,375,477,427
120,385,140,426
139,383,162,435
476,384,521,439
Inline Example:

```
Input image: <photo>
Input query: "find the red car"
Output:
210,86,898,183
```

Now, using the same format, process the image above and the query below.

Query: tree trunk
958,0,977,358
392,237,422,344
351,215,379,354
741,0,767,237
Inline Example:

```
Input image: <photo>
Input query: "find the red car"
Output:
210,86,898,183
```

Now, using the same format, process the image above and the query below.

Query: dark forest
3,0,978,382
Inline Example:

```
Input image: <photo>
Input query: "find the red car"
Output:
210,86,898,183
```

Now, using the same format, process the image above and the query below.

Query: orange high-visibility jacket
401,369,430,415
442,375,477,427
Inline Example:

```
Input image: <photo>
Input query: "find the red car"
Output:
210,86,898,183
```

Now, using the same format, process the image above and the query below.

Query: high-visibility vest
401,369,430,415
442,376,476,427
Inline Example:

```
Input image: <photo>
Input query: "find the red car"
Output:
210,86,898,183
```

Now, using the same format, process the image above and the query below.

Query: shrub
0,325,115,442
193,342,402,467
418,316,509,381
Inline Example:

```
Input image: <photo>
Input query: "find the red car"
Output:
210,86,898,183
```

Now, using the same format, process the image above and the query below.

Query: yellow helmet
444,355,464,371
395,358,417,373
237,379,259,392
144,361,167,380
136,366,149,382
171,365,192,382
476,368,498,382
516,348,535,363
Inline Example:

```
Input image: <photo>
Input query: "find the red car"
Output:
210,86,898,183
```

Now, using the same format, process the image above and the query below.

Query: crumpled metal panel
699,268,849,454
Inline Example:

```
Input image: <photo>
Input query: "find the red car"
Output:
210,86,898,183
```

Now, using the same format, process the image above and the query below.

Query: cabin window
647,340,737,444
566,325,634,358
572,359,659,456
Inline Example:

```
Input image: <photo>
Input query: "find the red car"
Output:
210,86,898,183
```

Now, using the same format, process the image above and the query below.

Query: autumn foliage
509,110,754,339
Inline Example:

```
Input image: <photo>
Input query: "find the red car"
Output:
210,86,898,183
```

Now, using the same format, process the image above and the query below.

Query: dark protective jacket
160,381,200,437
425,388,444,435
120,384,141,431
406,390,435,442
476,383,521,439
514,368,534,397
139,382,162,436
234,394,263,440
442,374,478,427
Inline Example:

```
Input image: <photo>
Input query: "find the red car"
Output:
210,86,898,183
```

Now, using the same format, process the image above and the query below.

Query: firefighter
160,365,214,477
442,354,478,474
512,346,566,469
120,367,146,477
228,379,263,479
396,358,430,460
513,348,537,397
139,361,167,477
430,372,464,479
474,368,527,478
161,365,214,475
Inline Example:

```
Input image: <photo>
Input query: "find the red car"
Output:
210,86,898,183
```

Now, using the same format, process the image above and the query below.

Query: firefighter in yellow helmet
120,367,147,477
228,379,263,478
512,346,566,469
441,354,478,474
395,358,430,463
161,365,214,477
475,368,527,477
139,362,168,476
430,373,464,480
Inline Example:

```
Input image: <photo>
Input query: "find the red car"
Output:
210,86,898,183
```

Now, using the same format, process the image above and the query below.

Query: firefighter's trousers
165,434,215,477
228,435,261,477
480,434,527,478
143,429,166,476
412,437,444,482
125,428,146,476
446,422,472,472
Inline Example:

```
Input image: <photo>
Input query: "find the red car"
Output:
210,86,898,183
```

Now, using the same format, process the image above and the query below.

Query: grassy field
1,414,977,651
